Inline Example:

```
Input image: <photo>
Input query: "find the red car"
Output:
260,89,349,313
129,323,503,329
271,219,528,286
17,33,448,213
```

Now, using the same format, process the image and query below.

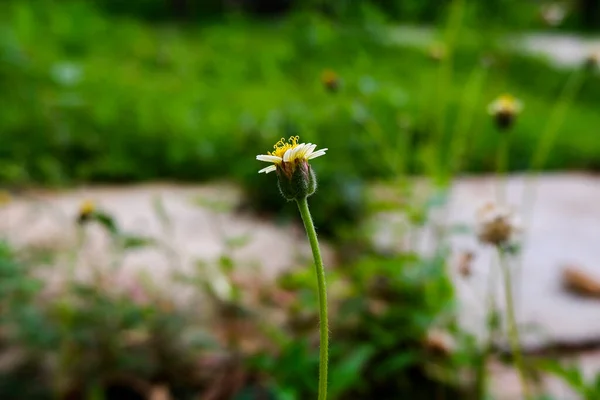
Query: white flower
585,50,600,70
476,202,522,246
256,136,328,174
541,3,567,27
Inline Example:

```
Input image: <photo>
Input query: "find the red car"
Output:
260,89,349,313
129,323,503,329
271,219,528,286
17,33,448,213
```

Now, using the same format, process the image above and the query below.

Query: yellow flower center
0,191,11,206
322,70,338,85
269,136,300,159
79,200,95,216
498,94,516,111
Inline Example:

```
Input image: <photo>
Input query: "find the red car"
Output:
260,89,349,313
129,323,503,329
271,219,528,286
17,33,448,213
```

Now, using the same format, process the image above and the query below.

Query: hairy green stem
297,197,329,400
499,249,530,399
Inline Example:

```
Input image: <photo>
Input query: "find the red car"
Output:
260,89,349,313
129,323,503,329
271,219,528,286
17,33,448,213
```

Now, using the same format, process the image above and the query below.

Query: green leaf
225,234,252,249
329,345,375,397
538,359,585,391
374,351,418,378
120,234,154,250
152,195,172,229
218,255,235,274
192,196,236,213
94,212,119,236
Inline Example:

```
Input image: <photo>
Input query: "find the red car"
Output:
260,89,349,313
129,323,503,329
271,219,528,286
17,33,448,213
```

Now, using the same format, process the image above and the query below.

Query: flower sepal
277,160,317,201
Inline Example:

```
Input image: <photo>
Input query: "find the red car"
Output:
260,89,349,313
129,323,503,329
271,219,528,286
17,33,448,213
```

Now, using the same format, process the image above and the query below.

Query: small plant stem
475,256,500,399
498,249,530,399
529,68,586,174
521,67,586,231
516,68,586,308
495,132,510,203
449,66,487,177
296,196,329,400
429,0,465,184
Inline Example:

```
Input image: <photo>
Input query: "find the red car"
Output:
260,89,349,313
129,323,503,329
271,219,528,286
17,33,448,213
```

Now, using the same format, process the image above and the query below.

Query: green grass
2,2,599,185
2,1,600,232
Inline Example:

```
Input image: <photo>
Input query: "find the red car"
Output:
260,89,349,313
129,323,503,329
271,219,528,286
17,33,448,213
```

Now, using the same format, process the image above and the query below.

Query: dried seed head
476,202,522,247
424,329,455,356
457,251,475,278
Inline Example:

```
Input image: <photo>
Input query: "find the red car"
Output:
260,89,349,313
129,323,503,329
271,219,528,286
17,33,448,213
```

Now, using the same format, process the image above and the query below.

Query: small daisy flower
488,94,523,130
476,202,522,247
256,136,327,175
256,136,327,200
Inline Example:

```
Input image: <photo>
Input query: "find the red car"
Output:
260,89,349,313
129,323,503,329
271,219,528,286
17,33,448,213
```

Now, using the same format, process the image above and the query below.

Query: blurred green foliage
59,0,596,32
3,1,600,236
0,239,206,399
0,228,467,399
1,1,599,398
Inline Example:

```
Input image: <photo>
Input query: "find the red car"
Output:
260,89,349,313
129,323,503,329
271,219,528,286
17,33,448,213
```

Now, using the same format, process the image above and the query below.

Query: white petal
302,143,318,159
282,148,294,162
284,144,304,162
307,148,327,160
258,165,277,174
291,144,306,160
256,154,282,163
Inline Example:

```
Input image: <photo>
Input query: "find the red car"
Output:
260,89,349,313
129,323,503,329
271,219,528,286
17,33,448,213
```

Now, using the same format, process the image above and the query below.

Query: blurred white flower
585,50,600,70
541,3,567,27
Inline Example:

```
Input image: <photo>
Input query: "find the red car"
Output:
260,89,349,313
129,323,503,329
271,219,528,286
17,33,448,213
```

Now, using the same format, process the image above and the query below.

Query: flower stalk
499,248,530,399
256,136,329,399
297,196,328,400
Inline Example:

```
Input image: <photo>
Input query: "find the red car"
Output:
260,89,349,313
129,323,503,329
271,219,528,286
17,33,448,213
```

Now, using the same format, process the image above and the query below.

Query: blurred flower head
0,191,11,207
77,199,96,224
487,94,523,130
321,69,340,92
476,202,522,247
584,50,600,71
540,3,567,27
256,136,327,200
457,251,475,278
428,43,447,62
423,329,455,356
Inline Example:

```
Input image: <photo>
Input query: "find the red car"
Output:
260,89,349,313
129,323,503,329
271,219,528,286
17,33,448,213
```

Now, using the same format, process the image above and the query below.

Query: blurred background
1,0,600,399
